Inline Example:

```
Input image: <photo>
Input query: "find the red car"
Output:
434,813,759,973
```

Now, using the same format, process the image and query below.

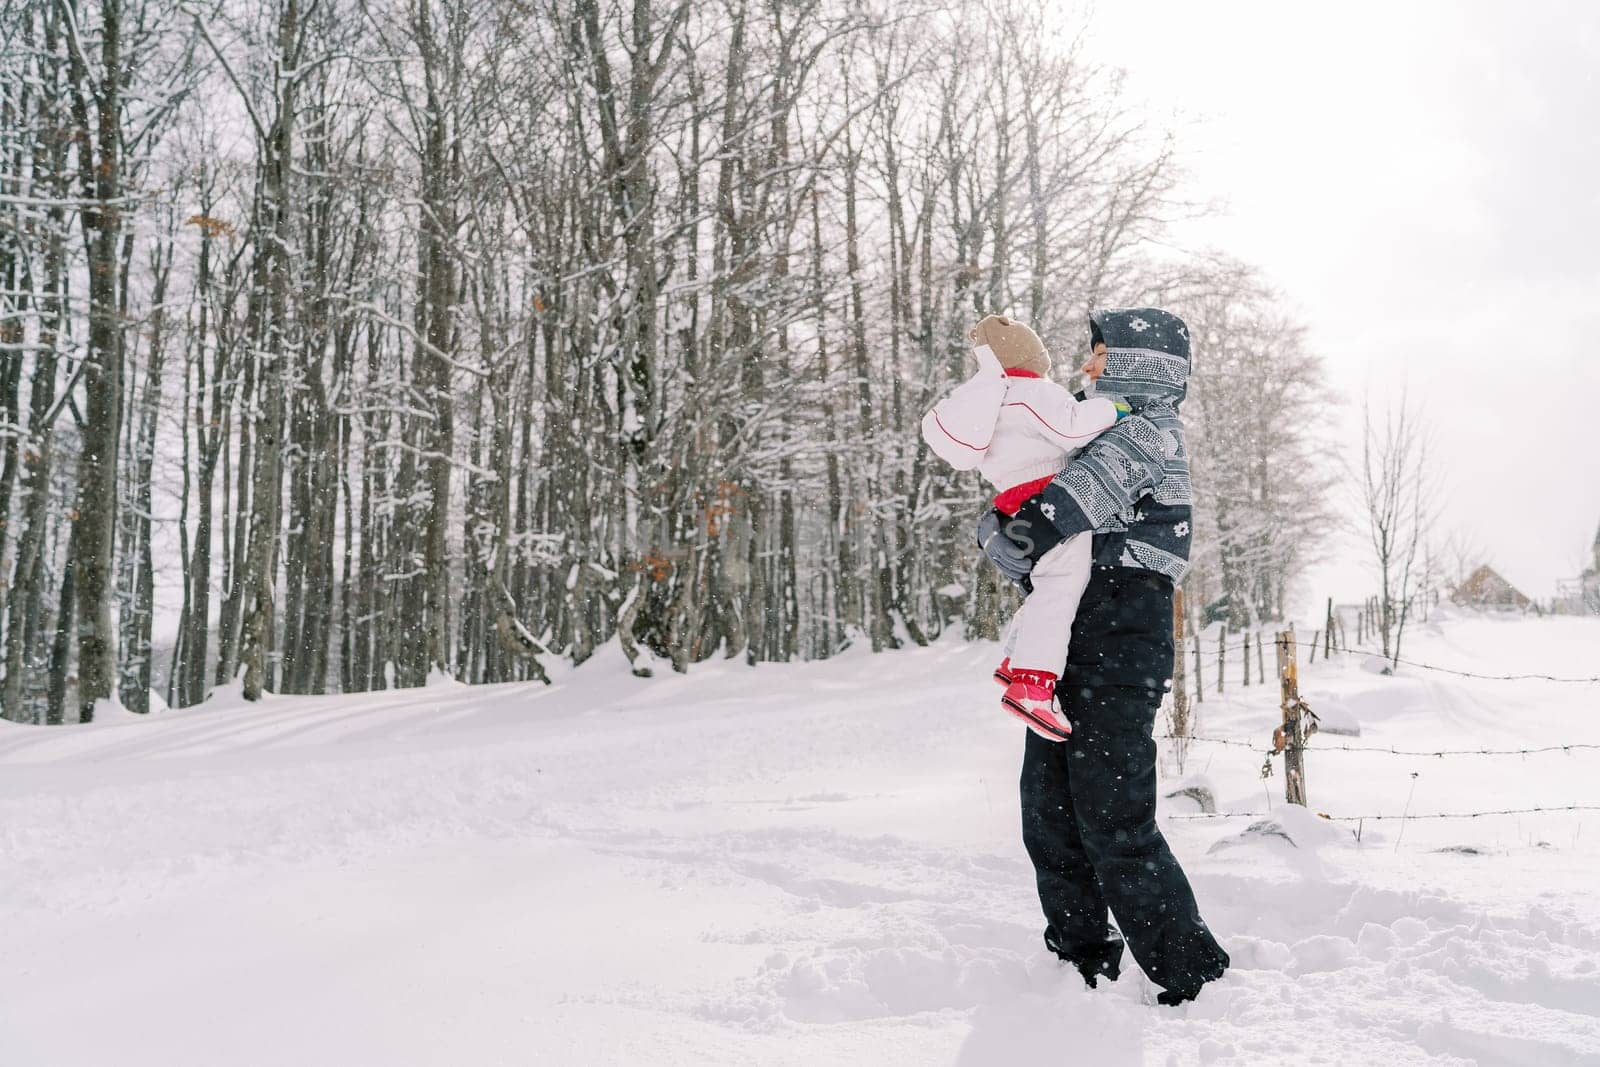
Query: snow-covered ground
3,613,1599,1066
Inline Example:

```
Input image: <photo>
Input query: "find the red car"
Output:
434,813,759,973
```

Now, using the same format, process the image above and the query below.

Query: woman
976,307,1229,1005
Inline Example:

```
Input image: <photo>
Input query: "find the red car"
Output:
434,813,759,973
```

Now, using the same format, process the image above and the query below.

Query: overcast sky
1082,0,1600,606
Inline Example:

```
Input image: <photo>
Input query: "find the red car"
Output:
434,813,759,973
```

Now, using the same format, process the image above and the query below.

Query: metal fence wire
1158,626,1600,826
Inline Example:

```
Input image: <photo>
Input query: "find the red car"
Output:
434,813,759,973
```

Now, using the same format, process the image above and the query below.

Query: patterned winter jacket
1002,307,1193,581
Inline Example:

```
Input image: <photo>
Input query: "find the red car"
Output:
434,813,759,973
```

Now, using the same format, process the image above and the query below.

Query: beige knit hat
968,314,1050,376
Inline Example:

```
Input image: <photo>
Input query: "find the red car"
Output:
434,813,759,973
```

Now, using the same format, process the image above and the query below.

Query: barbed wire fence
1172,633,1600,705
1157,616,1600,840
1168,804,1600,822
1320,647,1600,684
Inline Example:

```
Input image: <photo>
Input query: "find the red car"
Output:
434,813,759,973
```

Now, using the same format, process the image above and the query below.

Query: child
920,315,1128,741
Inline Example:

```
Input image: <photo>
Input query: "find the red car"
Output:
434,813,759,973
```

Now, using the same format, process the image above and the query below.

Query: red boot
1001,668,1071,741
993,657,1014,686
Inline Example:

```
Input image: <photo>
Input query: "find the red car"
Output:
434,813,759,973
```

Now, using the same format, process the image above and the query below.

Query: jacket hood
1090,307,1190,409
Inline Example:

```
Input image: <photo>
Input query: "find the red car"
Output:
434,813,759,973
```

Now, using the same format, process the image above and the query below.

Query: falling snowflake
1174,521,1190,537
1128,317,1151,332
1040,502,1057,521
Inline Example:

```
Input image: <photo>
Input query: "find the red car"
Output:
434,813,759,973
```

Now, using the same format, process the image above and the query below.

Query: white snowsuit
920,345,1121,676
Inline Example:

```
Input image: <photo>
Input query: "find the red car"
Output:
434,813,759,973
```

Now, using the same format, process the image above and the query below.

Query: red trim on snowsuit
1001,400,1109,443
929,408,989,452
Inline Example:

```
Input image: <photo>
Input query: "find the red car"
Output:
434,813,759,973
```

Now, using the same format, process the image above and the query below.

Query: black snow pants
1019,565,1229,998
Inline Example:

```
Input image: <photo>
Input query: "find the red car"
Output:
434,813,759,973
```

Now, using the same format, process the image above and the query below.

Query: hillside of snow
3,614,1599,1066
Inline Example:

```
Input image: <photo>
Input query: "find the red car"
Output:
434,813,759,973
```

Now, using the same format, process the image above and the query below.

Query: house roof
1453,564,1532,609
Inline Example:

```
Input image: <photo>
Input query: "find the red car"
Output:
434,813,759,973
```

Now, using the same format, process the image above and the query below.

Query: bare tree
1175,262,1334,628
60,0,132,722
1360,390,1435,670
0,0,1348,721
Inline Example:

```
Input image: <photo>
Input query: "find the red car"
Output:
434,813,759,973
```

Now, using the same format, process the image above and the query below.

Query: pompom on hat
968,314,1050,377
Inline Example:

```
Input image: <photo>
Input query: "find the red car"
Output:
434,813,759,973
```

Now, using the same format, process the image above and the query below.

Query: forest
0,0,1329,723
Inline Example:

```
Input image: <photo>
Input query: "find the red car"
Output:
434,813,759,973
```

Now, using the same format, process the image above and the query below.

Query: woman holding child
923,309,1230,1006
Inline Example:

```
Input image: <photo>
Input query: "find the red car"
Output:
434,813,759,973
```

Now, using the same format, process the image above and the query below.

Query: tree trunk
68,0,127,722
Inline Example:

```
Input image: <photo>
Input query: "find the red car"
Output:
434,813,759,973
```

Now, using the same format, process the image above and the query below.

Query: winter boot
1001,668,1070,740
992,657,1013,686
1045,926,1124,990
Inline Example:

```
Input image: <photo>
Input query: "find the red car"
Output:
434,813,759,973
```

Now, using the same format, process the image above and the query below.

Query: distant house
1555,520,1600,615
1583,522,1600,613
1452,565,1532,612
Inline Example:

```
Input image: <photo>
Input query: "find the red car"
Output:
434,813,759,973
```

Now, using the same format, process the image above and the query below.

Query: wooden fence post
1192,630,1203,703
1309,631,1319,663
1242,631,1251,686
1216,626,1226,695
1276,630,1308,806
1325,598,1334,657
1257,633,1265,681
1172,588,1189,736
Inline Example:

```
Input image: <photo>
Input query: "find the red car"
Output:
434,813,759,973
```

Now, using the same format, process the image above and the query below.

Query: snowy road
3,615,1599,1065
